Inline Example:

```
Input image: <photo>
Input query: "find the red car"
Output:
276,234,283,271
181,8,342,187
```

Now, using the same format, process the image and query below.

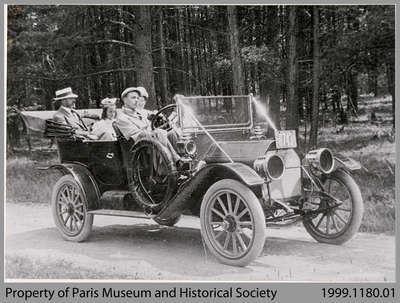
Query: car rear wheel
303,170,364,245
51,175,93,242
200,179,266,267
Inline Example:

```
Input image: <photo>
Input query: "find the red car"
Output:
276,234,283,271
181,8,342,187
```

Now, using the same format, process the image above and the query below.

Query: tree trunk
185,8,193,94
286,6,299,132
113,6,123,99
98,7,109,99
261,81,281,134
227,6,245,95
195,27,203,94
125,6,136,87
158,9,168,105
89,46,100,107
386,62,395,127
310,6,320,148
260,6,280,132
177,8,187,94
368,68,378,96
134,6,156,109
347,70,358,113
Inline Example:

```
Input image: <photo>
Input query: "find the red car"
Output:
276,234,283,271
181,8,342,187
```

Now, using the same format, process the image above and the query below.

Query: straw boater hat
121,87,141,99
101,98,117,108
53,87,78,101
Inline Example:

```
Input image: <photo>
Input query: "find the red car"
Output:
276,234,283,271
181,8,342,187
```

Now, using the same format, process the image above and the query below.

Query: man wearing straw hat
52,87,90,137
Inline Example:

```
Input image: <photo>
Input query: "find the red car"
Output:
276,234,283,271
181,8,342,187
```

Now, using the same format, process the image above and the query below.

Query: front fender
155,162,264,220
45,162,100,210
214,162,265,187
334,155,362,171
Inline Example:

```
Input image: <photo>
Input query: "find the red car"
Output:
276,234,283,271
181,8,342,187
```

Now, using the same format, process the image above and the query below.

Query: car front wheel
200,179,266,267
51,175,93,242
303,170,364,245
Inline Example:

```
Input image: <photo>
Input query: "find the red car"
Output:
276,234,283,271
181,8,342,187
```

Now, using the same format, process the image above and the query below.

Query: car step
88,209,152,219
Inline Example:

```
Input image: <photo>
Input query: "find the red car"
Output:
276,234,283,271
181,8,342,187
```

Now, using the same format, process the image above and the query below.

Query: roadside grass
6,153,60,204
5,96,395,233
6,255,148,280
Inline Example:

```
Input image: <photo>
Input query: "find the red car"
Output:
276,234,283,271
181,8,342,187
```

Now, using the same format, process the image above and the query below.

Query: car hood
203,139,275,166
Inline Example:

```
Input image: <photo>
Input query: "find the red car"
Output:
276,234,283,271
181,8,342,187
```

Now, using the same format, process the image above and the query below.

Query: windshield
177,95,252,131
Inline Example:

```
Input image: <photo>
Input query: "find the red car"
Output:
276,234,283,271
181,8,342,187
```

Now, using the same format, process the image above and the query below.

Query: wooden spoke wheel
200,179,266,266
51,175,93,242
303,170,364,245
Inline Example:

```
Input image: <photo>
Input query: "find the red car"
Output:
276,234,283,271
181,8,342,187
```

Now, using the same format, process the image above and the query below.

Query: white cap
136,86,149,99
121,87,141,99
101,98,117,107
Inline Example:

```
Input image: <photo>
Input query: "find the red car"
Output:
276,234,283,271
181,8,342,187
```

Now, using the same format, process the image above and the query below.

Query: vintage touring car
25,94,364,266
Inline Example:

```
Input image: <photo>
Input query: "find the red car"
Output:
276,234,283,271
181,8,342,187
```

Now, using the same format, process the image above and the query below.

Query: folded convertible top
20,109,103,134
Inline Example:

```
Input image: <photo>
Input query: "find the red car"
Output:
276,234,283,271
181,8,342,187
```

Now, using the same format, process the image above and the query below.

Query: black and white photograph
5,4,395,282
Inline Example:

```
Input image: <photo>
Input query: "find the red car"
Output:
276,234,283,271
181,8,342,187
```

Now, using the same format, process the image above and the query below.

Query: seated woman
90,98,118,141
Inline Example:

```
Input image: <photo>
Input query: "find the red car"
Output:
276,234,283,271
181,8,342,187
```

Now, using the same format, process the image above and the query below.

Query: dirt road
5,203,395,281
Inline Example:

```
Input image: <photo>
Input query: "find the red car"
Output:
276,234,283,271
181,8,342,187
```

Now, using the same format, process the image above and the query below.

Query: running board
88,209,152,219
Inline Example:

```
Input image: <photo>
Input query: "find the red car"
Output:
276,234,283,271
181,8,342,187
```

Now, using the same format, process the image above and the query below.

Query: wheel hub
67,203,75,215
222,215,237,232
324,198,341,215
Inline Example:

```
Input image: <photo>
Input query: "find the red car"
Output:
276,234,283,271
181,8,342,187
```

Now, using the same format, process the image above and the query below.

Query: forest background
7,5,395,144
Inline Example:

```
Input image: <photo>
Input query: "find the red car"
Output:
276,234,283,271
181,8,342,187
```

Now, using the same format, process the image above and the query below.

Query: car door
87,141,125,186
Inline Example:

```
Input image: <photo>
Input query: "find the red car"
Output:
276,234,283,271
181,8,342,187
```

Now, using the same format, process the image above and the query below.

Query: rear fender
46,163,100,210
155,162,264,220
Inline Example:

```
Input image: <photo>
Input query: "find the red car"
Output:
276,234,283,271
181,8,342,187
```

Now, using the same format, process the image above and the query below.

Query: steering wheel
151,104,177,131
